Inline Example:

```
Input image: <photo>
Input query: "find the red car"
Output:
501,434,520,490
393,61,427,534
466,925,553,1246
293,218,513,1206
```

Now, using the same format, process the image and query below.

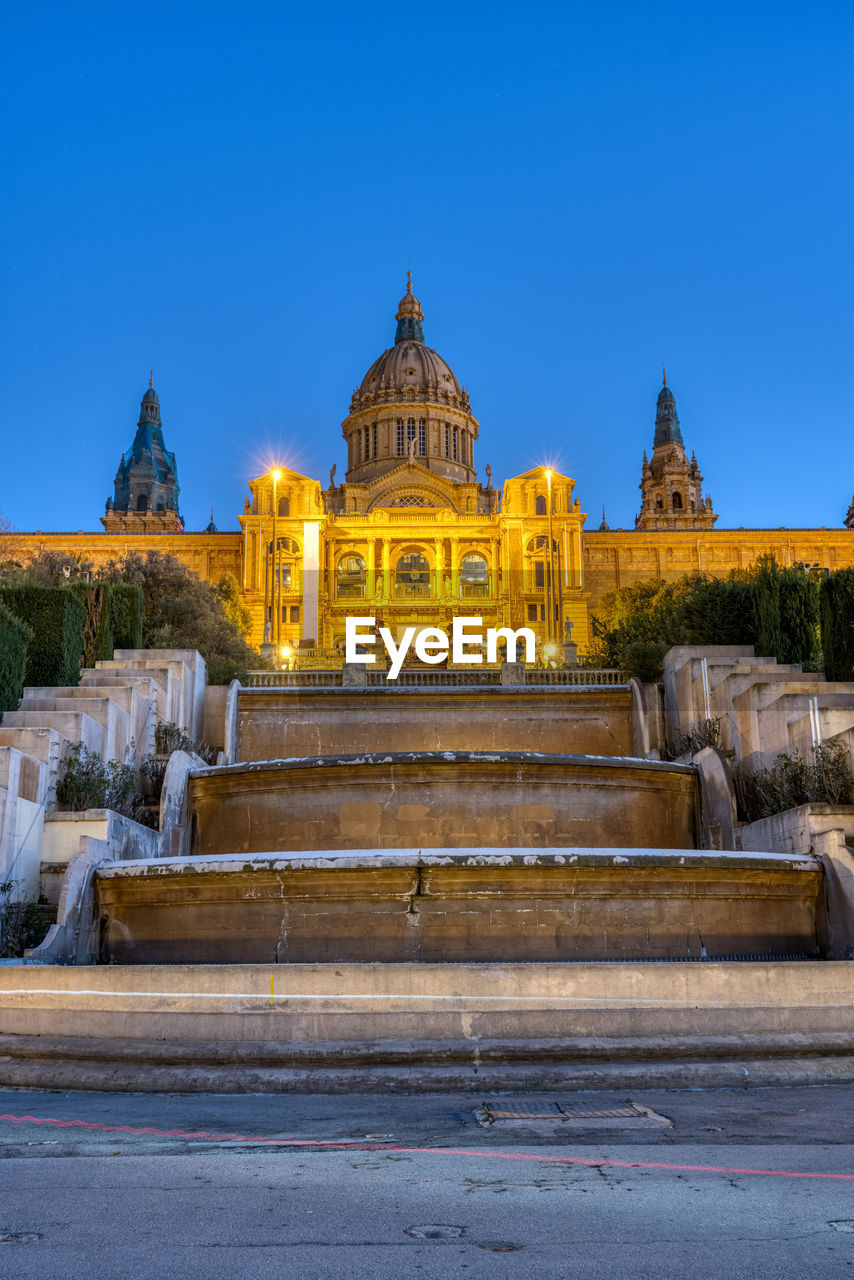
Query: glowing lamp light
280,645,292,659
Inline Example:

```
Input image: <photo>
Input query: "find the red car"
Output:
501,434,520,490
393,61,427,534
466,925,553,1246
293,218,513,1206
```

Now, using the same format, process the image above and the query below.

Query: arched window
397,420,405,455
672,492,683,509
418,419,426,455
395,551,430,598
337,554,366,599
656,496,664,509
278,496,289,517
460,552,489,598
535,495,547,515
136,494,148,511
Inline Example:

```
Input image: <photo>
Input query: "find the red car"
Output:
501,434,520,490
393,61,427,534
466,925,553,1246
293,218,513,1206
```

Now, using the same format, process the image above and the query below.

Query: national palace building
6,277,854,658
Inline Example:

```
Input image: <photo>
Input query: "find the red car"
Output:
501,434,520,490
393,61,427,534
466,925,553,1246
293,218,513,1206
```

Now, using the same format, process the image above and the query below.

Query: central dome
351,275,468,412
358,340,462,399
339,278,480,496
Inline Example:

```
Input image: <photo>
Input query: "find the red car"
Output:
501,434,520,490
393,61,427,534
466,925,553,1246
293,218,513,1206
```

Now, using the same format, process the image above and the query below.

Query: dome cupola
395,272,424,344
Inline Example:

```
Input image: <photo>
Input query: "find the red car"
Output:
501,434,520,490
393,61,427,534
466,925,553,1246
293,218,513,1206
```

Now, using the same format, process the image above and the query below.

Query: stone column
326,539,336,600
366,538,376,600
450,538,460,599
382,538,392,599
434,538,444,596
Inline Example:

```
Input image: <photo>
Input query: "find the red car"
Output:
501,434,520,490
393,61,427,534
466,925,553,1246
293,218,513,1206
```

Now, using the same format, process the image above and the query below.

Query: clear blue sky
2,1,851,533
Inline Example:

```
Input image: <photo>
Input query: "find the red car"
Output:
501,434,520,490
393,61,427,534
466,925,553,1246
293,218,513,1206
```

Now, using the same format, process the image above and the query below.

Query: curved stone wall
94,847,823,964
188,751,698,855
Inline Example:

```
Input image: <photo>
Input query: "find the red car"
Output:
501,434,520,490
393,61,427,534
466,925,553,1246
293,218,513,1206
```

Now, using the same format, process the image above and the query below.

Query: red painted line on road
1,1112,852,1182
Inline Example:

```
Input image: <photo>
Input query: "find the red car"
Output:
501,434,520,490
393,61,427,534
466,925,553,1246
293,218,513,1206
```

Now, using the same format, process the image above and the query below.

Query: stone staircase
0,649,207,947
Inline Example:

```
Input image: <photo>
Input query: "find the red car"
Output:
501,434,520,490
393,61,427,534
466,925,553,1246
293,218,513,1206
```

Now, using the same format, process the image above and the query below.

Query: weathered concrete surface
27,836,111,965
91,846,821,964
0,960,852,1092
190,751,698,856
237,686,633,761
42,810,164,867
738,803,854,856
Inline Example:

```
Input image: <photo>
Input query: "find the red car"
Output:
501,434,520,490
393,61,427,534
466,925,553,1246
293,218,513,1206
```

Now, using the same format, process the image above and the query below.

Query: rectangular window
444,424,450,457
535,562,544,588
453,428,459,461
418,420,426,455
290,606,300,623
397,420,404,455
527,604,538,622
372,424,378,458
407,418,416,445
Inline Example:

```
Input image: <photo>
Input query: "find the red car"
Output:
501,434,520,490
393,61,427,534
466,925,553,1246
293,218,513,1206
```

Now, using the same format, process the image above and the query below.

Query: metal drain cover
475,1099,672,1129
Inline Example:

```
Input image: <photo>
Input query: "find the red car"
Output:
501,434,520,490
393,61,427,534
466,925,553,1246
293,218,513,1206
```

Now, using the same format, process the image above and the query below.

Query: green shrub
70,582,114,668
0,585,84,687
680,577,755,647
623,640,670,683
0,598,32,713
110,581,144,650
736,740,854,822
820,569,854,682
56,743,143,819
153,720,217,765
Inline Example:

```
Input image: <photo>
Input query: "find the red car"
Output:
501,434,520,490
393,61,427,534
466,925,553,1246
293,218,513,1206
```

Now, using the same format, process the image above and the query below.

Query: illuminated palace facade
7,279,854,657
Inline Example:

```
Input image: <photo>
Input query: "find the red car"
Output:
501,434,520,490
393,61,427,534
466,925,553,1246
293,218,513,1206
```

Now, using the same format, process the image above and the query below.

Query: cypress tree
820,568,854,681
752,554,783,661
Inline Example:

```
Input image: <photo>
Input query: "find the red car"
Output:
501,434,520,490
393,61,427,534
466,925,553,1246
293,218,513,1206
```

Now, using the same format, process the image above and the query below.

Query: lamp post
271,469,281,650
545,469,556,645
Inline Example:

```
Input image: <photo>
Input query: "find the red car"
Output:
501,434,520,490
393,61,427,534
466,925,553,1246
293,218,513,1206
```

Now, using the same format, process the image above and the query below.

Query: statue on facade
485,463,493,487
329,464,336,488
407,434,417,460
564,617,573,643
263,618,271,643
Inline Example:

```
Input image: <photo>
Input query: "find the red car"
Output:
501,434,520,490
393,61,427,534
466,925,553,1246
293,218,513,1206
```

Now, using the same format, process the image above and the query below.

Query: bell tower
102,376,184,532
635,372,717,531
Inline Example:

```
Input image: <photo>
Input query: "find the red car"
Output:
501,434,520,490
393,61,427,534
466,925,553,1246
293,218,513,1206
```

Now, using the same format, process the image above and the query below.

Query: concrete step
0,711,105,758
0,962,853,1091
18,698,130,763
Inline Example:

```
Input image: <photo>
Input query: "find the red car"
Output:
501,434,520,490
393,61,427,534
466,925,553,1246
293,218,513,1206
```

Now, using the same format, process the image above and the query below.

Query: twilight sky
2,1,851,534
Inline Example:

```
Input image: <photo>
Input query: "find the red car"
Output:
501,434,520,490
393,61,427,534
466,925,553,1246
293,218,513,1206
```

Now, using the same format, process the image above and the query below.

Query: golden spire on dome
396,272,423,321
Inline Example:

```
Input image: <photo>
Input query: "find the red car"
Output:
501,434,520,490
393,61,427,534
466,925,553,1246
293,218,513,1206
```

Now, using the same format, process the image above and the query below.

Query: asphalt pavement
0,1084,852,1278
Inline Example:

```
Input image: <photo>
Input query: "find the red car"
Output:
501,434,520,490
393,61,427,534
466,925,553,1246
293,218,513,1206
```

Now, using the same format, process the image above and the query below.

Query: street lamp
271,469,281,648
545,469,556,644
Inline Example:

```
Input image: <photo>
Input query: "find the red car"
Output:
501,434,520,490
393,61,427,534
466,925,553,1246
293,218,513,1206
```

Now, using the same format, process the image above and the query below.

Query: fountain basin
188,751,699,855
94,847,823,964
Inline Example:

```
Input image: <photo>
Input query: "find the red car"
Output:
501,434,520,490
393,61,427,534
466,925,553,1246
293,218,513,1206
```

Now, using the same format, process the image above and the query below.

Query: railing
367,669,502,687
243,671,340,687
242,667,628,689
525,668,630,686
